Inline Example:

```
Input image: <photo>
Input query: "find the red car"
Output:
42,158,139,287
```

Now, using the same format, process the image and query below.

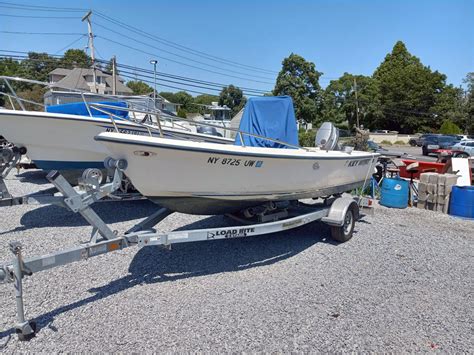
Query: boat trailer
0,145,142,208
0,158,372,341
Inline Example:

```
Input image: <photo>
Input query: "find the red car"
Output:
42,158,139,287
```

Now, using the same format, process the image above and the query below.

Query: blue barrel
449,186,474,219
380,177,409,209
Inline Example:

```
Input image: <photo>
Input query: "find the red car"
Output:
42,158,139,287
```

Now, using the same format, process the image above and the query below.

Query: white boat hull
96,132,379,214
0,110,231,171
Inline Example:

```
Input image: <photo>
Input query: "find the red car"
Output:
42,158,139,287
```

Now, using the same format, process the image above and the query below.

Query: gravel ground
0,170,472,352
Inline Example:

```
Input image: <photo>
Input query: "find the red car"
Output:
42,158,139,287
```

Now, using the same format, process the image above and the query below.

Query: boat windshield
210,109,231,121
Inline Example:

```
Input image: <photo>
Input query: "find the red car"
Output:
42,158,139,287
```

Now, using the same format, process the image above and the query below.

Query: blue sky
1,0,472,95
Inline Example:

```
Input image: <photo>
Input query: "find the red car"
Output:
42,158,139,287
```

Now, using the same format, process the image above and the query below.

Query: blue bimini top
46,101,129,119
235,96,299,149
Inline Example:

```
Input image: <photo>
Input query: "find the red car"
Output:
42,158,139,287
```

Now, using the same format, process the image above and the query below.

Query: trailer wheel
330,207,355,242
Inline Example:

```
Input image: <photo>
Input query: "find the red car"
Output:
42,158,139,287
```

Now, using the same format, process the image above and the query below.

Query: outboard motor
315,122,339,150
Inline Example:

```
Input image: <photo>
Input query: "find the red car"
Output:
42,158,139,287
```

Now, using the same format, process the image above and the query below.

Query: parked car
410,134,439,147
367,140,412,158
422,135,460,156
452,140,474,157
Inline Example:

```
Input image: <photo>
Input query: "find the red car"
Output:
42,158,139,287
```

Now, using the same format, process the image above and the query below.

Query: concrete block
437,184,445,196
420,172,436,183
437,195,449,205
427,193,437,203
428,173,439,184
445,185,454,195
418,182,427,194
438,174,447,185
417,200,426,209
426,202,436,211
444,174,459,186
443,200,450,214
427,183,437,194
418,191,428,201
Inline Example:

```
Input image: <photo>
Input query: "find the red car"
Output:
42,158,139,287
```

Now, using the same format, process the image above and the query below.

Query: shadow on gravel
0,219,340,341
0,200,158,235
14,170,50,185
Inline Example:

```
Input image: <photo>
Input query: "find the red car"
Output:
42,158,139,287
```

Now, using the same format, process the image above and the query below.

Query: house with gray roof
44,67,133,106
48,67,132,95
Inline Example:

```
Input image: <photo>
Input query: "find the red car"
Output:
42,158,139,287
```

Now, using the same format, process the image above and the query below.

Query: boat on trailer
96,96,379,214
0,76,231,173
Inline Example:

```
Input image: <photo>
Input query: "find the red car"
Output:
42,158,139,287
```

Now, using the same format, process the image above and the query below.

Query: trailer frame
0,159,371,341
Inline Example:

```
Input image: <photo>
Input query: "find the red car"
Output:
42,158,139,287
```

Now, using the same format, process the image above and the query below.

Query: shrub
380,140,393,145
299,130,316,147
177,108,187,118
394,140,406,145
439,120,462,135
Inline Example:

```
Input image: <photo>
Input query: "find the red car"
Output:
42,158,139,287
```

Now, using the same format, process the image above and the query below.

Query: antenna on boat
82,10,97,93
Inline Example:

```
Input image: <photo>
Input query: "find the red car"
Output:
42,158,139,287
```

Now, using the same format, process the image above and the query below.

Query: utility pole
112,55,117,95
354,77,360,128
82,10,96,93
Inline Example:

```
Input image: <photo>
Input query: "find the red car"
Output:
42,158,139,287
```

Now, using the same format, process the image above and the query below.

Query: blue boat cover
235,96,299,149
46,101,129,119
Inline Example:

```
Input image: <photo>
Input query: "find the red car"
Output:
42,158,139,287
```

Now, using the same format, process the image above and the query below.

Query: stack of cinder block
417,172,459,213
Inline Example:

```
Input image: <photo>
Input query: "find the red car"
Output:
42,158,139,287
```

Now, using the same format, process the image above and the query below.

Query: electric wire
96,35,275,85
54,35,87,55
0,53,267,95
0,30,85,36
94,11,278,75
92,21,275,81
0,13,80,19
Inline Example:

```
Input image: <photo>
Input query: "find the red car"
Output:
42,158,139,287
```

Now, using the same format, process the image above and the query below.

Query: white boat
0,109,231,172
0,76,231,173
96,132,378,214
95,96,378,215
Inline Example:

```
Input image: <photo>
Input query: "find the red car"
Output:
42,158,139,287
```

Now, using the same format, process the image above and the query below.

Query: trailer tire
330,207,355,242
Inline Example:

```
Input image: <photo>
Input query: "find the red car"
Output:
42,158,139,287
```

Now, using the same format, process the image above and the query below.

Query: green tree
18,52,59,82
273,53,323,124
3,85,46,111
373,41,447,133
439,119,462,134
432,84,467,131
158,91,175,102
127,80,153,95
59,49,91,69
172,91,194,111
0,58,21,106
321,73,380,130
194,94,219,106
218,85,246,116
464,72,474,134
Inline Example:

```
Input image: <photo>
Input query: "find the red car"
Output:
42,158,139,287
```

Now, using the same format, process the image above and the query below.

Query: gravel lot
0,170,472,352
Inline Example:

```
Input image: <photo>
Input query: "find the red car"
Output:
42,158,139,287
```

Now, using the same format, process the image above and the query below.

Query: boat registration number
207,156,263,168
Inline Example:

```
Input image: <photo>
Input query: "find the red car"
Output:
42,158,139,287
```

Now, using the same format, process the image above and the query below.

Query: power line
0,1,85,12
97,35,275,85
103,60,269,94
0,13,80,19
115,67,262,96
54,35,87,55
0,30,85,36
92,21,275,81
1,1,279,76
94,11,279,75
0,53,268,95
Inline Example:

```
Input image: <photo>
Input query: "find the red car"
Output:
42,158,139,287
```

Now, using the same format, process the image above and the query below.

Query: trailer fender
321,197,359,227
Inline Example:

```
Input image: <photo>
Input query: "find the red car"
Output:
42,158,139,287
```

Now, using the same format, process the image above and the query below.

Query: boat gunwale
96,132,380,161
